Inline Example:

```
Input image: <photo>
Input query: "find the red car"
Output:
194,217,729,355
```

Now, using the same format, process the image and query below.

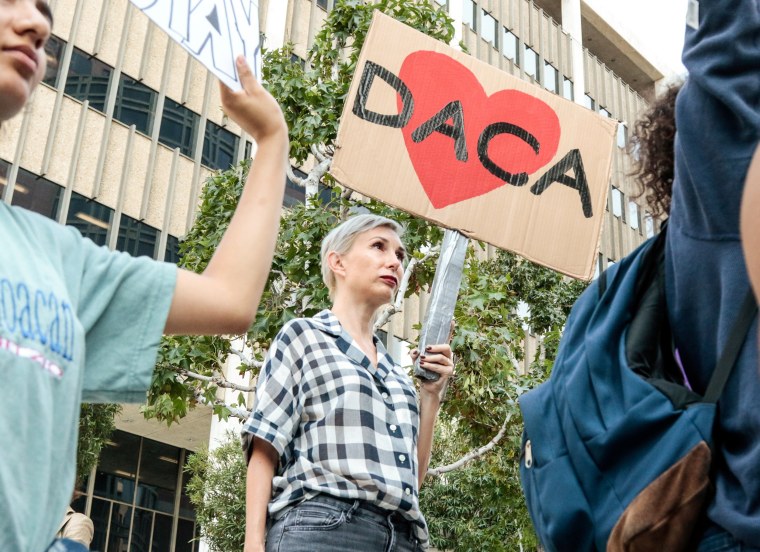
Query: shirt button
405,487,411,496
398,454,406,462
382,392,389,399
390,424,397,431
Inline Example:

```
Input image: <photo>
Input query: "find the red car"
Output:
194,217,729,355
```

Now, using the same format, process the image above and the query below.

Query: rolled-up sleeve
242,321,305,465
72,227,177,403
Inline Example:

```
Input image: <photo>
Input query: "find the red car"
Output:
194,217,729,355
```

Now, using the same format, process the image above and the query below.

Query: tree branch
190,387,251,421
311,143,327,163
286,164,304,187
339,187,353,220
374,246,440,331
427,416,509,476
179,369,257,393
302,156,332,197
228,346,264,370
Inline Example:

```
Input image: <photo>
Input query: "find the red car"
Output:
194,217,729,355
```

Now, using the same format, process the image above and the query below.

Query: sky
584,0,688,79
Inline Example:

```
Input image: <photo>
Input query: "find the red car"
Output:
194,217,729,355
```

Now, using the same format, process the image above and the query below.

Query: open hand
220,56,288,144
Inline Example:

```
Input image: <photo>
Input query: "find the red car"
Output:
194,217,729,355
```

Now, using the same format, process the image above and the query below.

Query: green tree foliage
185,436,247,552
77,404,121,482
264,0,454,164
145,1,587,550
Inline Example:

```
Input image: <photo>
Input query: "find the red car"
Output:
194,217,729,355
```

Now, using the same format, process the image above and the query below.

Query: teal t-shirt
0,203,177,551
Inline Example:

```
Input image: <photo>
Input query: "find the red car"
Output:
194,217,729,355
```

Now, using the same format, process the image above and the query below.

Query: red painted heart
398,51,561,209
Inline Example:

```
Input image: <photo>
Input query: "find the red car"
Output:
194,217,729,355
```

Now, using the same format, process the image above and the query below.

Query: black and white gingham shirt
242,310,428,544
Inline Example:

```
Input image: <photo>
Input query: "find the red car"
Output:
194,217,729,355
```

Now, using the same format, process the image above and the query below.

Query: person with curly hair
628,81,682,219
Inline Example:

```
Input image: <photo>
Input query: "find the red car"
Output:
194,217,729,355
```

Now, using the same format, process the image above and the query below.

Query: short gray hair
320,214,404,298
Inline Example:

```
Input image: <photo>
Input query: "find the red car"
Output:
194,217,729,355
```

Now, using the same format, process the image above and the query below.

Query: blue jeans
698,523,760,552
265,495,424,552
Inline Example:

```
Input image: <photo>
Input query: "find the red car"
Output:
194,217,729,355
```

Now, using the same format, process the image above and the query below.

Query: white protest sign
129,0,261,90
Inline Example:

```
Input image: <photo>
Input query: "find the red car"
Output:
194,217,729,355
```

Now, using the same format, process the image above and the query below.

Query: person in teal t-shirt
0,2,290,550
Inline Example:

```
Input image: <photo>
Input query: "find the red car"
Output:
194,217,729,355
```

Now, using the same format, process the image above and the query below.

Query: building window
463,0,476,29
65,48,112,113
611,186,623,219
0,159,61,219
523,46,538,81
159,97,198,157
9,167,62,219
562,77,574,101
114,74,157,135
165,235,181,263
644,214,655,238
116,215,159,258
608,258,616,268
433,0,448,6
136,438,181,514
582,93,596,111
594,253,601,280
87,430,199,552
66,193,113,246
289,53,306,69
285,166,307,207
1,160,173,260
502,28,519,64
481,10,498,48
599,107,611,118
628,200,640,231
202,121,239,171
316,0,328,10
617,122,628,148
43,34,65,87
543,62,558,93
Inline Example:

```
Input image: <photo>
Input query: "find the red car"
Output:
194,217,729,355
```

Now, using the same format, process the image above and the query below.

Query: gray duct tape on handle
414,229,468,381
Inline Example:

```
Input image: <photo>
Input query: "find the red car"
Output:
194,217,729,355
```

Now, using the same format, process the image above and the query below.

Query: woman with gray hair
242,213,454,552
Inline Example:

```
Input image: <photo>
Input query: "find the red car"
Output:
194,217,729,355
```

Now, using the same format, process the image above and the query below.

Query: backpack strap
599,222,669,301
703,289,758,403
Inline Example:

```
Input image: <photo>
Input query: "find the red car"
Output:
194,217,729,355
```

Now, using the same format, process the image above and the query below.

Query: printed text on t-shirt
0,277,75,367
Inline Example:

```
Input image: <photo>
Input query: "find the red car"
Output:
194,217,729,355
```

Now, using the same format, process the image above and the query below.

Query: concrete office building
0,0,675,550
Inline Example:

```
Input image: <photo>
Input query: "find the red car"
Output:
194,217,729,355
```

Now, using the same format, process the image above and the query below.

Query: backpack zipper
524,440,533,468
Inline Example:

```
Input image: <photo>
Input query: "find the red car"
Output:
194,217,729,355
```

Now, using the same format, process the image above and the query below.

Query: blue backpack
519,228,757,552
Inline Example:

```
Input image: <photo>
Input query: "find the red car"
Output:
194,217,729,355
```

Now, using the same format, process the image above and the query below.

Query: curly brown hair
629,82,683,218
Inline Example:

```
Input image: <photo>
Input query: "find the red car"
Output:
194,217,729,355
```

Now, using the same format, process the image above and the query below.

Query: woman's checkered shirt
242,310,429,544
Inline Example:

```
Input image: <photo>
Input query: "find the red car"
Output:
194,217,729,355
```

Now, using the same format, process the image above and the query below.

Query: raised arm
165,56,289,334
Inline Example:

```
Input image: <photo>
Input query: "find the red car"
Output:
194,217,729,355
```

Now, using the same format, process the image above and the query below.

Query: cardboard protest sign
129,0,261,90
331,12,617,280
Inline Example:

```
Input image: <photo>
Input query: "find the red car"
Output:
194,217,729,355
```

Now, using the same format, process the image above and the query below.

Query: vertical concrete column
206,337,248,450
264,0,288,50
561,0,585,105
199,339,250,552
448,0,464,48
